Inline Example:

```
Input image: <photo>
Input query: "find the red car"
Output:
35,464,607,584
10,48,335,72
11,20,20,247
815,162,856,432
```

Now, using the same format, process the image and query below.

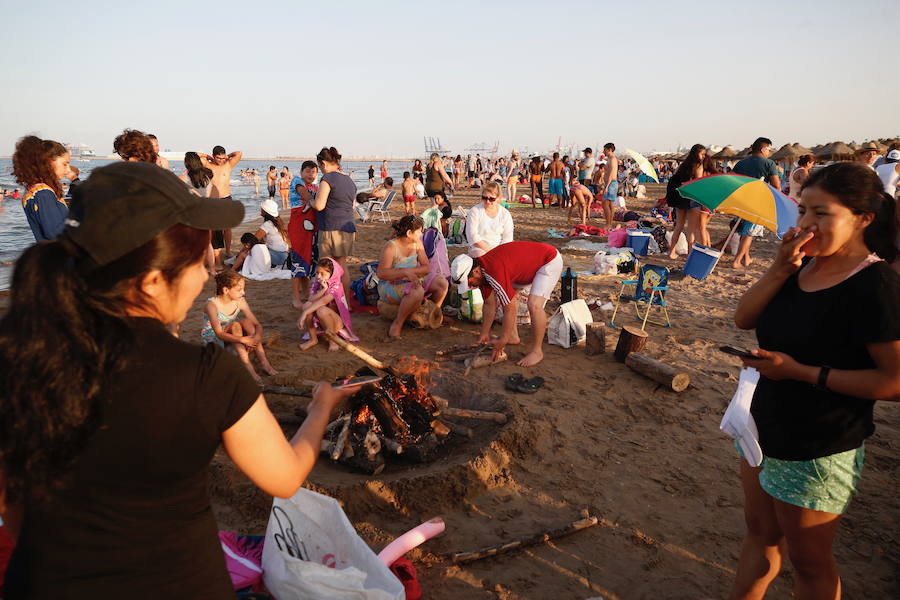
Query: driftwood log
439,406,508,424
325,333,394,374
377,299,442,329
464,351,507,372
613,325,648,363
451,516,599,564
625,353,691,392
584,322,607,356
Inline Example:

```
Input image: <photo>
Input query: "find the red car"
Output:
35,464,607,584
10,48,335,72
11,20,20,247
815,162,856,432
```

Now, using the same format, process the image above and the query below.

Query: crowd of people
1,127,899,598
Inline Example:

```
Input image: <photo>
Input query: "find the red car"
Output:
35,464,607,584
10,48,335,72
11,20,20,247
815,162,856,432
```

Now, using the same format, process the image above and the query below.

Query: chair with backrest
361,191,396,223
609,262,672,330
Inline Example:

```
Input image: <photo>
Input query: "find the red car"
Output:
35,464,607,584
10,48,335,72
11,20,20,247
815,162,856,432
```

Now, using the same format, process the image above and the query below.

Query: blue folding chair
609,263,672,330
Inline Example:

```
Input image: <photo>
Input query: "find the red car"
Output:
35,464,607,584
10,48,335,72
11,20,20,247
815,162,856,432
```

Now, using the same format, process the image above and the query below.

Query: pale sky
2,0,898,157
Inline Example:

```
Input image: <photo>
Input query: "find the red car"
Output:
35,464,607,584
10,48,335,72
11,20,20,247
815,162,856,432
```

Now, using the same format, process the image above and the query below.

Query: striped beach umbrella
676,174,799,238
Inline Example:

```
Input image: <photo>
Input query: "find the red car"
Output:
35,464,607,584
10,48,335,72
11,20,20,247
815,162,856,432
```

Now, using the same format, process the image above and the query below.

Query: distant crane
424,136,449,154
463,141,500,158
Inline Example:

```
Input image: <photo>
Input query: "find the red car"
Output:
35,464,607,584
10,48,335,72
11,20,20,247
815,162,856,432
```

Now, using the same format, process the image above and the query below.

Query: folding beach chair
609,263,672,330
360,191,396,223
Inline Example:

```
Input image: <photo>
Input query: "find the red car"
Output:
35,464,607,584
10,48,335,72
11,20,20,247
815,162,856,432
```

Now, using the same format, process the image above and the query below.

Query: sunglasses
482,195,498,202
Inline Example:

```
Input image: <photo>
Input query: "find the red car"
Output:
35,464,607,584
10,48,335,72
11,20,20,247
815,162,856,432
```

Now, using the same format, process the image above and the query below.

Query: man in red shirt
451,241,563,367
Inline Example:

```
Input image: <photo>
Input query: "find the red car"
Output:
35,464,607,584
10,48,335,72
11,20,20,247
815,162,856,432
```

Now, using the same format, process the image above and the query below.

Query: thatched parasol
815,142,855,160
792,143,814,155
732,146,752,160
868,140,888,153
769,144,797,161
848,142,860,151
810,144,825,153
712,146,735,160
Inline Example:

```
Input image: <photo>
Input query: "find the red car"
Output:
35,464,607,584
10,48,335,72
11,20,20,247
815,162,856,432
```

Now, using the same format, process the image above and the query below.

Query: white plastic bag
262,488,404,600
665,231,689,255
720,368,763,467
547,299,593,348
592,251,619,275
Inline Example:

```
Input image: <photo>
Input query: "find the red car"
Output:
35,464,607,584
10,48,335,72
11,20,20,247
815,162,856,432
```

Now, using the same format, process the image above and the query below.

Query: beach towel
288,203,318,267
607,229,628,248
241,244,292,281
720,367,763,467
309,258,359,341
219,531,264,591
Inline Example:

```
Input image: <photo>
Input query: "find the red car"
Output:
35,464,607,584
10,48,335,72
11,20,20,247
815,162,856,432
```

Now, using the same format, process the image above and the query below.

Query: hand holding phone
331,375,382,390
719,345,759,360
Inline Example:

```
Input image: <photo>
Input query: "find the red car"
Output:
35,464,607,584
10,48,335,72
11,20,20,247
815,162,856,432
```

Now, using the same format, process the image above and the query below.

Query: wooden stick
613,325,648,363
625,352,691,392
439,406,508,424
377,435,404,454
330,417,352,461
464,351,507,373
262,384,313,397
436,343,488,358
463,345,490,376
451,516,599,564
444,420,474,438
325,332,392,373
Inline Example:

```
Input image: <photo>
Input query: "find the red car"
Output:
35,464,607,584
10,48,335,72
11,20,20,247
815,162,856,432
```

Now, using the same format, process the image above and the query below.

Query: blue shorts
548,178,565,196
269,249,288,268
737,218,766,237
603,180,619,201
290,250,312,278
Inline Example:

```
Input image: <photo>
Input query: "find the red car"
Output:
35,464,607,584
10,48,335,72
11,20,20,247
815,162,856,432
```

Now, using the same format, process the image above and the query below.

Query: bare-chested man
147,134,170,170
199,145,242,256
545,152,566,208
567,181,593,226
266,165,277,200
596,142,618,228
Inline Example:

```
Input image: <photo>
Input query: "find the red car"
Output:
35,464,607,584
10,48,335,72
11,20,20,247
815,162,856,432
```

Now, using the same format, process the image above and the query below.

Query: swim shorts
548,178,565,196
603,180,619,201
737,218,766,237
268,185,276,198
290,250,312,278
736,441,865,514
318,230,355,258
405,195,415,203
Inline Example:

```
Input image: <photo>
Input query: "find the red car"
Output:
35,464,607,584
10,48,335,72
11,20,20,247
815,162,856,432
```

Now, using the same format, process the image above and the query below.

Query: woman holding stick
731,162,900,599
0,162,361,598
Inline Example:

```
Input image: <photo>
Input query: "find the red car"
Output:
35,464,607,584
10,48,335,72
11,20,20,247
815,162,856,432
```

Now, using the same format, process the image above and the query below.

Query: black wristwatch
816,366,831,391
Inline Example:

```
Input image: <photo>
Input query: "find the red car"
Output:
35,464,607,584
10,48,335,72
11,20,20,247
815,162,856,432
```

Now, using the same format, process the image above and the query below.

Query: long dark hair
673,144,706,181
801,162,898,262
262,211,289,245
12,135,67,199
184,151,213,189
0,224,210,503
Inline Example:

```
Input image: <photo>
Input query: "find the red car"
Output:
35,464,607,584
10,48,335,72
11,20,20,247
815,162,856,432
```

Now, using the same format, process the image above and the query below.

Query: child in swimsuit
298,257,358,351
201,271,277,381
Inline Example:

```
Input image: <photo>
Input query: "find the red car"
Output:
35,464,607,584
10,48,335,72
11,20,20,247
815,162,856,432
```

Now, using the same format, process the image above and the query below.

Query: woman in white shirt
466,181,514,257
256,199,290,267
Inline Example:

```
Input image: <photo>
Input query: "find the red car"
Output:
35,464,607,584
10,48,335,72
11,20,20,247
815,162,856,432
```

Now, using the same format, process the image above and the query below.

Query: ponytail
865,193,898,262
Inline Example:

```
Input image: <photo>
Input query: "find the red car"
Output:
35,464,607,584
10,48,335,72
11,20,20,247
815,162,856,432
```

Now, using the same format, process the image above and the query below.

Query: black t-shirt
665,168,693,209
5,318,260,599
751,261,900,460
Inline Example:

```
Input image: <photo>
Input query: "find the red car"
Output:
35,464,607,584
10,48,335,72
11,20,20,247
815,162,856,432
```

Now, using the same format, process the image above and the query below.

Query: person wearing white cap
875,149,900,199
451,240,563,367
255,199,290,267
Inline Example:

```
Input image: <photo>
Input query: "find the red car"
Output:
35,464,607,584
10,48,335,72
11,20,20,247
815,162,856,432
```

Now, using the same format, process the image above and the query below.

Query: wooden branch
584,322,607,356
324,333,393,374
430,419,451,437
330,417,352,461
436,343,488,359
625,353,691,392
377,435,404,454
451,516,599,564
464,351,507,373
439,406,508,424
613,325,648,363
444,420,474,438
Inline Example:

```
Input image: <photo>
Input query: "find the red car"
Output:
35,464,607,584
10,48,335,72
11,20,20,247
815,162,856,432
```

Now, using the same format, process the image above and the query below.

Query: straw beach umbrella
792,143,814,155
815,142,854,161
712,146,735,160
770,144,798,161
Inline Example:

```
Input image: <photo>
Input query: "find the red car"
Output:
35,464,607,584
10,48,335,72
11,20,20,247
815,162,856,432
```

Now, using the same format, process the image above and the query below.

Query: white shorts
529,251,563,302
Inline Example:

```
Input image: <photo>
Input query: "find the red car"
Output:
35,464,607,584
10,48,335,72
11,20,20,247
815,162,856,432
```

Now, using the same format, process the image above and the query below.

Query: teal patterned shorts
737,442,865,514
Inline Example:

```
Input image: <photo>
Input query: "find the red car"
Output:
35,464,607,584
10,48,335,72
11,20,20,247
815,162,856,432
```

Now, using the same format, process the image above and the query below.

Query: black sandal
516,376,545,394
505,373,524,392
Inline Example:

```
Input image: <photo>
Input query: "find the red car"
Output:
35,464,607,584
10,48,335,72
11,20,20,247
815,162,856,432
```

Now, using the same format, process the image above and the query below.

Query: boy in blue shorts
289,160,320,307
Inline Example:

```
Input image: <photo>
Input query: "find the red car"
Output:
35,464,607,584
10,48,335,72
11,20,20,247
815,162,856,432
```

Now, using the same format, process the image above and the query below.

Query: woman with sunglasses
465,181,514,258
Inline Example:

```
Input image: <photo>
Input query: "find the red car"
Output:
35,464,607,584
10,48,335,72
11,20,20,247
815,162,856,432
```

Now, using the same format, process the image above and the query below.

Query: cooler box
626,231,652,256
684,244,721,280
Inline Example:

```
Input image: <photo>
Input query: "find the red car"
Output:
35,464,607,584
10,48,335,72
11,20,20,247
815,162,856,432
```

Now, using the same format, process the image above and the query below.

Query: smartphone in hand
719,345,758,360
332,375,382,390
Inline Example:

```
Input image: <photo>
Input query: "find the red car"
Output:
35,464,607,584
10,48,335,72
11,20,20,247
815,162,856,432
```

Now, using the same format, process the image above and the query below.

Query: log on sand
613,325,648,363
377,299,442,329
451,516,599,564
625,352,691,392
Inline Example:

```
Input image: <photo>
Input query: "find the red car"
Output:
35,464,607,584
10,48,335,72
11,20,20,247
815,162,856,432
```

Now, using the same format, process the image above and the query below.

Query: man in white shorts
451,241,563,367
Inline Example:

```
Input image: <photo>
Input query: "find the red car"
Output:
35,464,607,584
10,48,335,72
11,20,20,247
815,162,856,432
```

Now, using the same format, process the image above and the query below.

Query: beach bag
358,261,380,306
607,229,627,248
720,368,763,467
458,289,484,323
651,225,669,253
665,231,689,255
447,217,466,245
547,299,592,348
261,488,404,600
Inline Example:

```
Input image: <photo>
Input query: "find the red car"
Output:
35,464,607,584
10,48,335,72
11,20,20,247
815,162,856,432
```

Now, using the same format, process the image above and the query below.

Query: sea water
0,158,416,290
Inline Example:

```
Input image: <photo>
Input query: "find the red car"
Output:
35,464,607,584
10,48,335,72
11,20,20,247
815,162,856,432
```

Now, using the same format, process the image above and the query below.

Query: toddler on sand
201,271,277,381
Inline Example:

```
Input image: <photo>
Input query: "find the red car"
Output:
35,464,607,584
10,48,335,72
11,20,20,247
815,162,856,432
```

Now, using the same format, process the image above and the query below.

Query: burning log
330,417,352,461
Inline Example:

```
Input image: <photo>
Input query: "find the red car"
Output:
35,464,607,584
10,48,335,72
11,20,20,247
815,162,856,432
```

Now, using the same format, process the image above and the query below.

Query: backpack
447,217,466,245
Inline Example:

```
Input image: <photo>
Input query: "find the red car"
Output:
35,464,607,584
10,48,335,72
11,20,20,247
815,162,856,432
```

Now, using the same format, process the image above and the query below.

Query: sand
7,183,899,598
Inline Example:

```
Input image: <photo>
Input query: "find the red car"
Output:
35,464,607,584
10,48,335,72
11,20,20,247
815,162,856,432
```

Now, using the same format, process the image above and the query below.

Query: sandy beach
5,183,896,598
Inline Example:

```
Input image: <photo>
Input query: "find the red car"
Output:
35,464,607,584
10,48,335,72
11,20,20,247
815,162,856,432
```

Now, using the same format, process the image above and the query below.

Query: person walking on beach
311,146,357,300
266,165,278,200
788,154,815,199
732,137,780,269
0,161,365,598
12,135,73,242
730,162,899,600
367,164,375,188
147,134,169,169
451,240,563,368
529,156,545,207
199,145,243,258
546,152,566,208
597,143,619,229
412,158,425,184
665,144,704,259
425,152,454,199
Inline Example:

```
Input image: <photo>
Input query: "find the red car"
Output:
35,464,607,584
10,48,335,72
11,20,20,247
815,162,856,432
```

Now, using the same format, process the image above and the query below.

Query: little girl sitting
298,257,358,351
201,271,277,381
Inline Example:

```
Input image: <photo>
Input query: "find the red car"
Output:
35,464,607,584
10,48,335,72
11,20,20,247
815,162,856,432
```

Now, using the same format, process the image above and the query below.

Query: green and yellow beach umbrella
624,149,658,183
